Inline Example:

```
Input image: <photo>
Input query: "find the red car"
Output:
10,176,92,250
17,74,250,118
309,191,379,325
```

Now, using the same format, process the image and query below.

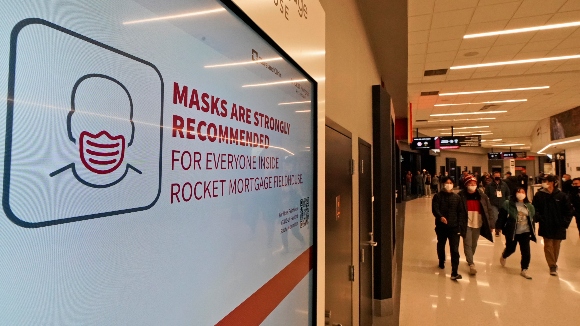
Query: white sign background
0,0,315,324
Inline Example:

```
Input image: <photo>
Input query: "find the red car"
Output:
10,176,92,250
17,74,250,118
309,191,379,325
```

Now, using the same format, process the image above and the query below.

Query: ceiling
408,0,580,151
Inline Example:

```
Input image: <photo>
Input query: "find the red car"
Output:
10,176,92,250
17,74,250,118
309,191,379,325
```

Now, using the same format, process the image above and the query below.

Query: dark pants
436,226,460,275
502,232,531,270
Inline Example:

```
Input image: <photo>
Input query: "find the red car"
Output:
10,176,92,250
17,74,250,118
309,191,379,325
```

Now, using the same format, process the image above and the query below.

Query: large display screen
0,0,316,324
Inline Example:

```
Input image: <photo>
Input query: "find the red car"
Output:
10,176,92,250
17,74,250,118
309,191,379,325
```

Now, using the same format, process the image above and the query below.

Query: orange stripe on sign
215,247,314,326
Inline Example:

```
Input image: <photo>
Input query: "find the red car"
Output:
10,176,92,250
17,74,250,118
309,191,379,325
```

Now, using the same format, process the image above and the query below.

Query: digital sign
411,137,435,150
439,136,461,149
0,0,315,325
488,152,527,159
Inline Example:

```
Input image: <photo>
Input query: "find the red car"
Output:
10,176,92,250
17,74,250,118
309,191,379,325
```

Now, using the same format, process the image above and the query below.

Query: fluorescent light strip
494,143,525,147
439,86,549,96
464,21,580,39
123,8,226,25
279,101,311,105
538,138,580,154
243,79,307,88
430,111,506,117
450,55,580,70
427,118,496,123
436,126,489,130
295,110,311,113
434,99,526,106
205,57,283,68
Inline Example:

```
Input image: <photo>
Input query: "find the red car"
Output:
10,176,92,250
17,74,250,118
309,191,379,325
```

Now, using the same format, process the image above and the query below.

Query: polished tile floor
400,196,580,325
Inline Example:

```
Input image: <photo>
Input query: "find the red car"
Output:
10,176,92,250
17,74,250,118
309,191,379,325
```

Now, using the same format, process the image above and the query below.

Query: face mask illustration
50,74,140,187
79,130,125,174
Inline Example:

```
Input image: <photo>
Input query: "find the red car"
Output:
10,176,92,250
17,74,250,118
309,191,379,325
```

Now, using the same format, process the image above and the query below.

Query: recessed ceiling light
450,54,580,70
439,86,549,96
464,51,479,57
494,143,525,147
430,111,507,117
434,99,526,106
427,118,497,122
464,21,580,39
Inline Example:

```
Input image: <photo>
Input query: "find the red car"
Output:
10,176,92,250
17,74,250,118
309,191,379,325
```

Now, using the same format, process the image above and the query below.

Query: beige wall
321,0,379,324
436,149,489,175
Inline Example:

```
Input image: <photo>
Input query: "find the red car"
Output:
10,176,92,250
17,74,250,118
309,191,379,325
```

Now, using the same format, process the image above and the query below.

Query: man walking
432,177,464,280
458,175,494,275
485,171,510,237
415,171,424,197
533,175,574,276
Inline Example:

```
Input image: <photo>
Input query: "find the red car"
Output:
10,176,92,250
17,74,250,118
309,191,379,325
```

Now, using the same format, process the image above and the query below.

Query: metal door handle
366,232,378,246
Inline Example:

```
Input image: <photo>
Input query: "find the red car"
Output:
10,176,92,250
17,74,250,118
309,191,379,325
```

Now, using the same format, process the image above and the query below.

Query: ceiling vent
424,69,448,76
480,104,498,111
420,91,439,96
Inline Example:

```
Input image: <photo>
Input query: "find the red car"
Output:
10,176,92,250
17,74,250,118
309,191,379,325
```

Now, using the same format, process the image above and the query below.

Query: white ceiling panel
427,39,462,53
504,14,553,29
471,2,521,23
547,10,580,23
431,8,475,28
409,30,430,45
559,0,580,12
433,0,479,12
513,0,568,18
409,42,428,55
409,14,433,32
520,40,563,53
425,51,457,62
428,25,468,42
409,0,436,16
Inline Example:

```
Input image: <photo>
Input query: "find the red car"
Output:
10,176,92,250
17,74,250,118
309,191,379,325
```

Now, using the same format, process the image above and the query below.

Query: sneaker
438,262,445,269
450,274,462,281
549,267,558,276
469,264,477,275
500,256,506,267
520,269,532,279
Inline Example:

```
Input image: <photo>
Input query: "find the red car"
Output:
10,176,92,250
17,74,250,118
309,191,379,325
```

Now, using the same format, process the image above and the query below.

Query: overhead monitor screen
0,0,316,324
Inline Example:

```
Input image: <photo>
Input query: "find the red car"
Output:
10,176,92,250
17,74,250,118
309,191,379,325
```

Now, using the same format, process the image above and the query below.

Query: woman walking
496,187,536,279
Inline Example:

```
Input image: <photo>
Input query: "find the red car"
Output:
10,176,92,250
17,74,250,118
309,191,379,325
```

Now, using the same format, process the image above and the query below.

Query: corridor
400,196,580,325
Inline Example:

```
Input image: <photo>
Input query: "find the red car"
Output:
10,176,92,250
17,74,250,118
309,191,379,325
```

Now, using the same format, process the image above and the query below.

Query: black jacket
432,190,463,229
458,189,494,242
570,189,580,218
532,188,574,240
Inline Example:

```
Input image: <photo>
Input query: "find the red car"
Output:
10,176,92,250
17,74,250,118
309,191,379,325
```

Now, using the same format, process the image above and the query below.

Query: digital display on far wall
551,105,580,140
0,0,316,325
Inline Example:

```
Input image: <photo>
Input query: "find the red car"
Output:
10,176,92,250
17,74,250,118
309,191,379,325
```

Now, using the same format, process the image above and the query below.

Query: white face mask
541,182,549,189
467,185,477,192
516,193,526,201
444,184,454,191
562,178,566,182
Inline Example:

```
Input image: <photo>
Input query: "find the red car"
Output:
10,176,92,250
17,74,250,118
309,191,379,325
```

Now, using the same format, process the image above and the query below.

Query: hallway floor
399,196,580,325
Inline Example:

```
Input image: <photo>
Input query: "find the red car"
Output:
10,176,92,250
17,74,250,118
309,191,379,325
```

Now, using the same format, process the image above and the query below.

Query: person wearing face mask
432,177,464,280
458,175,494,275
532,174,574,276
569,177,580,238
496,187,536,279
561,174,572,195
485,171,510,237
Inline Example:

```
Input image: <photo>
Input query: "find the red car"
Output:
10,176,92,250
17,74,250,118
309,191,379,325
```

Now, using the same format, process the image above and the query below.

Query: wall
566,146,580,179
320,0,380,324
435,149,488,174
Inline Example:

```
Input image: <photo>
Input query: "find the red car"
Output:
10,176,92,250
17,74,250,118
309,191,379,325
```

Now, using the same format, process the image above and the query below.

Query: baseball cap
542,174,557,182
464,175,478,186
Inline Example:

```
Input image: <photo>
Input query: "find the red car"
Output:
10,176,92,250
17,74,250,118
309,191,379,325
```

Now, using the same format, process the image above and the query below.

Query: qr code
300,197,309,228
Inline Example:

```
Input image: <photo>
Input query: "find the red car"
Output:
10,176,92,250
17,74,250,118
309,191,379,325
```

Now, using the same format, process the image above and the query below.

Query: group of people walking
431,173,575,280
